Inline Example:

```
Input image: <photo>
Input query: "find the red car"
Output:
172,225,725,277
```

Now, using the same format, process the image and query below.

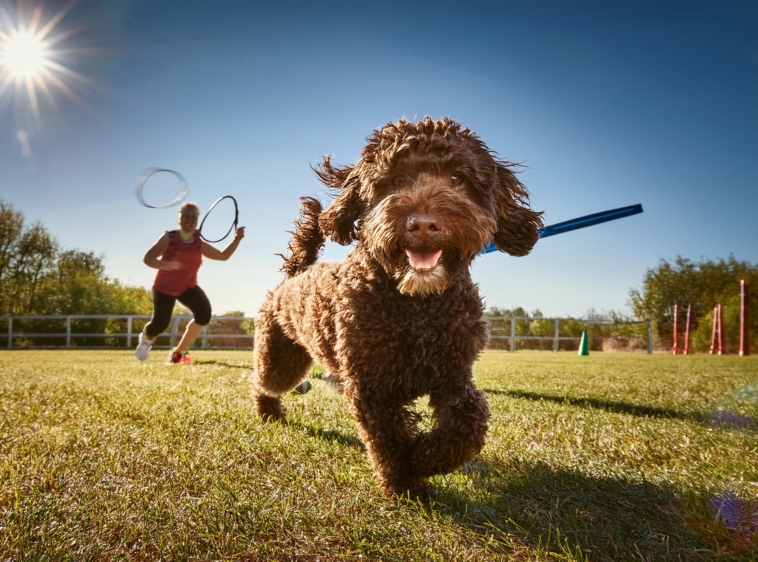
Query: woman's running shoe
135,333,154,361
167,350,194,365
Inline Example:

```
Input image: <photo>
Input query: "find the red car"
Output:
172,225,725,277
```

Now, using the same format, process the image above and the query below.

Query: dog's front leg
411,378,490,478
347,392,428,499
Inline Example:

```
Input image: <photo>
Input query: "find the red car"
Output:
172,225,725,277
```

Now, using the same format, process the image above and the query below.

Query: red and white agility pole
740,280,750,356
710,304,724,355
672,304,679,355
669,282,750,356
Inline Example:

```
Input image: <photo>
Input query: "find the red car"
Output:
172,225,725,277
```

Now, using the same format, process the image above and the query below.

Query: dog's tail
279,196,326,278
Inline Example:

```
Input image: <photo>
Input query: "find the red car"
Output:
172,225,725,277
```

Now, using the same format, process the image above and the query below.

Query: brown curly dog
251,117,543,498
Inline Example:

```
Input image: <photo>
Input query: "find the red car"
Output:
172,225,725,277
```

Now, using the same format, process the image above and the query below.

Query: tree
0,200,153,317
101,282,153,315
42,249,106,314
0,202,25,313
7,221,58,314
629,255,757,352
203,310,254,348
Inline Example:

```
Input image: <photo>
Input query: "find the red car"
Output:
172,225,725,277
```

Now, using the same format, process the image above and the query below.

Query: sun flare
2,30,46,78
0,2,94,119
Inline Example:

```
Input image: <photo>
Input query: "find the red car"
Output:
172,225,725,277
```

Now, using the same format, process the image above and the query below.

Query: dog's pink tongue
406,249,442,270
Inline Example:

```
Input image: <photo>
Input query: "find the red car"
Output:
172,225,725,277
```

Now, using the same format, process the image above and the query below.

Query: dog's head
314,117,543,296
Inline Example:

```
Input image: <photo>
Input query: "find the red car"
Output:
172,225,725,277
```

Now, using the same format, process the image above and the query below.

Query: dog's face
315,118,543,296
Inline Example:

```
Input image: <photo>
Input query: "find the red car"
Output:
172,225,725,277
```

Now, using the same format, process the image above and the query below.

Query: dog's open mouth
405,248,442,271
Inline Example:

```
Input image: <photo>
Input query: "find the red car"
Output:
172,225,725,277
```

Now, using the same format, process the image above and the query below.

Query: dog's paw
255,394,287,422
381,478,431,503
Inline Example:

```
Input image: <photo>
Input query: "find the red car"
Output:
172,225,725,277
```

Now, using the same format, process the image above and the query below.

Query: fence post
553,318,560,352
7,317,12,349
66,316,71,348
510,317,516,352
647,320,652,354
127,317,133,348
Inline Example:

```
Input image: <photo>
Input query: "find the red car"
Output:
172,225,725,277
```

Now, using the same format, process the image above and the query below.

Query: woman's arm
143,232,181,270
201,227,245,261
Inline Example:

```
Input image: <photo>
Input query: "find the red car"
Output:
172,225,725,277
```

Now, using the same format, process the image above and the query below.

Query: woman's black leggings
144,286,212,338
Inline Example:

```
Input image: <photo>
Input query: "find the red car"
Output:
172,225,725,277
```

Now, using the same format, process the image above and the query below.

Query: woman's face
179,209,199,231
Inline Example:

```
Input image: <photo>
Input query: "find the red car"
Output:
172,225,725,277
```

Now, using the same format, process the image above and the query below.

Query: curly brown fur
251,117,543,499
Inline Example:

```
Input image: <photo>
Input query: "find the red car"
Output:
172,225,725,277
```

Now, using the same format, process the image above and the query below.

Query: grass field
1,350,757,561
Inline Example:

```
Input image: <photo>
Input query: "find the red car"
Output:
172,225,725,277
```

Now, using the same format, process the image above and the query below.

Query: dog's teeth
406,249,442,270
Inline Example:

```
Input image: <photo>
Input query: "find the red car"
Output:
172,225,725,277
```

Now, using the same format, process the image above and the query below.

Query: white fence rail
1,314,253,350
0,315,652,353
488,317,653,354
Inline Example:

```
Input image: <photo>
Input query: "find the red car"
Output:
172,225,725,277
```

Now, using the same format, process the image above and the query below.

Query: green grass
1,350,757,561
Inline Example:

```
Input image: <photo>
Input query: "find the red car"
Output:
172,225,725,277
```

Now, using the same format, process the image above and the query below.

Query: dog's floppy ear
313,156,365,245
491,162,544,256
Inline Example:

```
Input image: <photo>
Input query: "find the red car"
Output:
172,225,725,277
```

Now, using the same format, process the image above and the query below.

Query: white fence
488,317,653,353
0,315,652,353
1,314,253,350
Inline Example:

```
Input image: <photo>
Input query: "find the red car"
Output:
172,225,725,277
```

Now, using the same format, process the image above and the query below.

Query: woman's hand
201,227,245,261
162,261,183,271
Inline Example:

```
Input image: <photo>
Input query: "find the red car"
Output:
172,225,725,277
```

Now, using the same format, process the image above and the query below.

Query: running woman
135,201,245,364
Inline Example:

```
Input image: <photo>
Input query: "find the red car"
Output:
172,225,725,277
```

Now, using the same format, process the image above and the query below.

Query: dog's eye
393,176,408,189
450,174,464,187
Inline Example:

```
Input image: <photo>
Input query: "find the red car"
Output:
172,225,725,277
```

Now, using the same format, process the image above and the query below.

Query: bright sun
3,31,47,78
0,3,93,118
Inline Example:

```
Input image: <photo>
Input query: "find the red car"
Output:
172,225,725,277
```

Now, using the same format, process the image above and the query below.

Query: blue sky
1,0,756,318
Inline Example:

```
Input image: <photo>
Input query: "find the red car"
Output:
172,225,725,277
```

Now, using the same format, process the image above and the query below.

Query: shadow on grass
434,458,753,559
273,417,753,557
286,419,365,451
484,388,757,430
193,360,251,370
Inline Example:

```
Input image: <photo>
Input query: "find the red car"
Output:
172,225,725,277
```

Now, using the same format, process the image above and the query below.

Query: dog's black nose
407,215,440,237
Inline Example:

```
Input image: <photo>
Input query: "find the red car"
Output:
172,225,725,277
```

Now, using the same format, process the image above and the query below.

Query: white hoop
133,168,189,209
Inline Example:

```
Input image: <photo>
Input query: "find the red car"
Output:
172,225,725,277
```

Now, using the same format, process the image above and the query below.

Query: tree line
0,200,152,316
629,255,757,353
486,257,757,353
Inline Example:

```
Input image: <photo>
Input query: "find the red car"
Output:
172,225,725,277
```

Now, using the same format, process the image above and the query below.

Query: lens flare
0,2,95,119
3,31,45,78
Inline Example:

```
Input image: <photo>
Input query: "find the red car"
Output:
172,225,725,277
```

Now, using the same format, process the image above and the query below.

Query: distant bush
201,311,254,349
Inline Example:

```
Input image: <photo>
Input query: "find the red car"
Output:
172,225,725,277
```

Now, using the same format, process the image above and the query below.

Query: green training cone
578,331,589,356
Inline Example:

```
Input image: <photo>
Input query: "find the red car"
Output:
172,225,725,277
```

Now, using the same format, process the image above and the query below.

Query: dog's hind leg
251,310,312,421
410,377,490,477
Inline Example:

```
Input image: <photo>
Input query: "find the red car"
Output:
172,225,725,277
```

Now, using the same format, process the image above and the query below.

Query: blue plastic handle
480,203,643,254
